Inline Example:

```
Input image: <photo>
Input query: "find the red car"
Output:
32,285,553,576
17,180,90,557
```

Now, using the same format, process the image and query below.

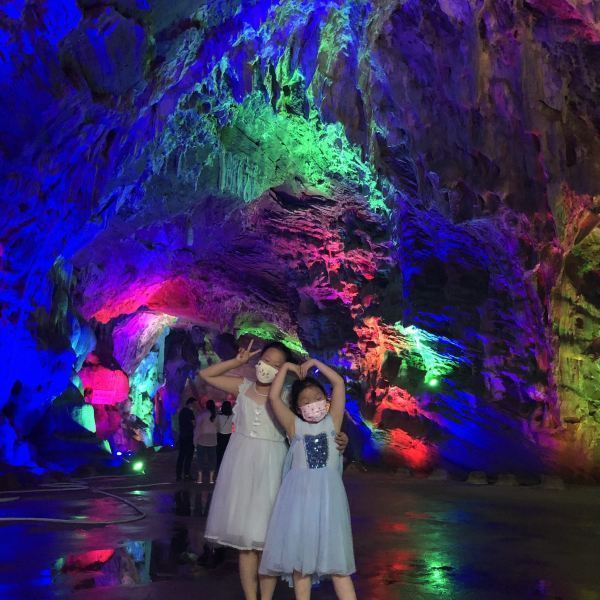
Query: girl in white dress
199,341,348,600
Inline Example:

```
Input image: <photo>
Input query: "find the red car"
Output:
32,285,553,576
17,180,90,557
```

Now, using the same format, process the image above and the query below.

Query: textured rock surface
0,0,598,477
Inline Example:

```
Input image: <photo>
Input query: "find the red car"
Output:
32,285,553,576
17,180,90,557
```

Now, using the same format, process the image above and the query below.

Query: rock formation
0,0,598,478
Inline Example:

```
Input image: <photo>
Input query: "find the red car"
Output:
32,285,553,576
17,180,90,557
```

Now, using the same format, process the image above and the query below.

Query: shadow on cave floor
1,452,600,600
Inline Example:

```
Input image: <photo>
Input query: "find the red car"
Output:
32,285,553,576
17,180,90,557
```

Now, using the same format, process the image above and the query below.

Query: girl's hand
335,431,349,454
299,358,319,379
235,339,261,365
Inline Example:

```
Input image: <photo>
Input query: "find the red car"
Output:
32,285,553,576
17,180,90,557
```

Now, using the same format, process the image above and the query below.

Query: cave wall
0,0,598,477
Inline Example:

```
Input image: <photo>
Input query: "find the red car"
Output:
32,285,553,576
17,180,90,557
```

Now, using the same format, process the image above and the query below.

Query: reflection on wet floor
1,459,600,599
173,488,213,517
51,536,228,593
53,543,152,590
48,488,226,595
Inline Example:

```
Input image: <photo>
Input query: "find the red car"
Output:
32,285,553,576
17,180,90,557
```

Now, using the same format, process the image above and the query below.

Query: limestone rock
467,471,489,485
427,468,449,481
541,475,566,491
495,473,519,487
60,7,148,96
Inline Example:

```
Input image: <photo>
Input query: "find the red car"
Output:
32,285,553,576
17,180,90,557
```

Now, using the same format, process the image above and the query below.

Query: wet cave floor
1,452,599,600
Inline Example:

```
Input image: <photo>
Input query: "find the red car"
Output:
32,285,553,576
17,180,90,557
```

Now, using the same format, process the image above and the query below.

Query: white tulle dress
259,414,355,586
204,378,288,550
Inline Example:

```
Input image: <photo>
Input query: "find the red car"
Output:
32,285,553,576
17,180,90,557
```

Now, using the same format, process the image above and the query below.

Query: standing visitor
176,397,197,481
194,399,218,485
216,400,233,472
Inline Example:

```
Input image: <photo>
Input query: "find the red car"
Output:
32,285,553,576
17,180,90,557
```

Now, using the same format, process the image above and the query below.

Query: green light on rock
392,322,467,381
234,314,308,357
218,92,390,214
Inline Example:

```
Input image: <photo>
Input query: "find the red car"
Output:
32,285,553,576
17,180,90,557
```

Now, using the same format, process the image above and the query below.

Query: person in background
194,399,218,484
176,397,197,481
216,400,234,473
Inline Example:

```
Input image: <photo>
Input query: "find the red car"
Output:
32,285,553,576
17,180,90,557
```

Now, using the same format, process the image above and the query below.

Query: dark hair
260,341,295,363
186,397,197,406
221,400,233,416
290,377,327,418
206,399,216,421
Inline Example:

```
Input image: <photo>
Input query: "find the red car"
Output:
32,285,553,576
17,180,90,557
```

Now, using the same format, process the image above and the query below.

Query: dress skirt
205,431,287,550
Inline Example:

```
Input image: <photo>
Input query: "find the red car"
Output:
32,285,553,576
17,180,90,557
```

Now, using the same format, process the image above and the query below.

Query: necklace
253,383,269,397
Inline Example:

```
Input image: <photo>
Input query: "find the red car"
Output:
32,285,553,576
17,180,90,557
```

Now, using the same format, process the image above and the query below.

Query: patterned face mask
255,360,279,384
299,399,328,423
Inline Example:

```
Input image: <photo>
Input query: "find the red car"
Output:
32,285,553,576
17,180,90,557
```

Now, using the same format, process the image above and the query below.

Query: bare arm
301,358,346,431
198,341,259,395
269,362,300,438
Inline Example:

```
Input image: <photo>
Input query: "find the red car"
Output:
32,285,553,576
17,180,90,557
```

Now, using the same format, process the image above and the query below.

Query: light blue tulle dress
259,414,355,586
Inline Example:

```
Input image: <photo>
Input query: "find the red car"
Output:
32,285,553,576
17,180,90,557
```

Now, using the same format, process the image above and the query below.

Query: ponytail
206,399,217,422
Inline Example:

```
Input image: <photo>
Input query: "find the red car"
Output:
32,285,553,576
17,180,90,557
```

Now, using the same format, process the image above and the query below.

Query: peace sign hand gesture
235,339,261,365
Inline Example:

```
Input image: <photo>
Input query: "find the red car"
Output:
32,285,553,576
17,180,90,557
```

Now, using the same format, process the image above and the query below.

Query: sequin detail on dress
304,432,329,469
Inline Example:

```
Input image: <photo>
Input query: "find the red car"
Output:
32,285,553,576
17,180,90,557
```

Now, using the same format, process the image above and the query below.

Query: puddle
53,542,152,590
50,521,229,594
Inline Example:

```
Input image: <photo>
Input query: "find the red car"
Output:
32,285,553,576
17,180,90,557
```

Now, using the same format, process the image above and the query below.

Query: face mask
299,400,328,423
255,360,279,384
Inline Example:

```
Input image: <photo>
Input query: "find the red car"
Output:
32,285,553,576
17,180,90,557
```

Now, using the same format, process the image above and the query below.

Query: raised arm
268,362,300,438
198,340,260,395
300,358,346,431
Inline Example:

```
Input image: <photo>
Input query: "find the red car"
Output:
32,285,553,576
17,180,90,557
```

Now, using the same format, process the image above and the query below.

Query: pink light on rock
88,276,220,326
79,357,129,405
90,278,172,324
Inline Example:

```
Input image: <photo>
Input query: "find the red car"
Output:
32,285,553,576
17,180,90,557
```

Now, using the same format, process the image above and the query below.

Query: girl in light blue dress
260,358,356,600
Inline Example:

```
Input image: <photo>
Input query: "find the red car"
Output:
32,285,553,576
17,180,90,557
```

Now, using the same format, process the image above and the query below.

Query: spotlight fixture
132,460,145,473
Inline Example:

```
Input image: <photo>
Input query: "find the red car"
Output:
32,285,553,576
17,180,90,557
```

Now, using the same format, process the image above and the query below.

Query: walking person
176,397,197,481
194,399,218,485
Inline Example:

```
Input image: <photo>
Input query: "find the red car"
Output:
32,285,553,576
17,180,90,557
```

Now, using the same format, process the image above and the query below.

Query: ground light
427,378,440,388
132,460,145,473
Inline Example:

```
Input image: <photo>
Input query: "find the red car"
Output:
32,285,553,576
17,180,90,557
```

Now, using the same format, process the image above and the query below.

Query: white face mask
255,360,279,384
299,400,328,423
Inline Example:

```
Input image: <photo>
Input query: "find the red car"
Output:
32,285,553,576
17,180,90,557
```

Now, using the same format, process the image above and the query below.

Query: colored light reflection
378,520,410,534
368,548,415,596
